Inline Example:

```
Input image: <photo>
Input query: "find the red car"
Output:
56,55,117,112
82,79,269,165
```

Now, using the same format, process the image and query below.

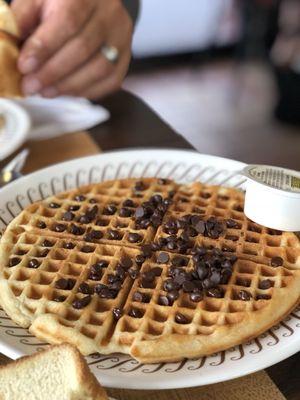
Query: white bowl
0,99,31,161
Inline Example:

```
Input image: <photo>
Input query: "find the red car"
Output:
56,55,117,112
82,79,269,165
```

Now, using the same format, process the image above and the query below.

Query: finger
80,52,131,100
22,14,105,91
19,0,95,74
11,0,40,39
41,53,114,97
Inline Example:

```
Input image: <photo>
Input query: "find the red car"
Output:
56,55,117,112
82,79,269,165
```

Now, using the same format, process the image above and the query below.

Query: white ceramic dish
0,149,299,390
0,99,31,161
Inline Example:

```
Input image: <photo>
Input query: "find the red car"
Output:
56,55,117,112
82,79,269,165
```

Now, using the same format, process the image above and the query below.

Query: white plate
0,149,299,390
0,99,31,161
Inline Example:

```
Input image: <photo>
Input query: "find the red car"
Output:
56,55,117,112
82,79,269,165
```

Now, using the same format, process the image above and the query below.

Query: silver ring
101,45,119,64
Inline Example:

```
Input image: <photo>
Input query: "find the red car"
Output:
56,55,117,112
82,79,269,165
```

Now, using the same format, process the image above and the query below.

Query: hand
12,0,133,99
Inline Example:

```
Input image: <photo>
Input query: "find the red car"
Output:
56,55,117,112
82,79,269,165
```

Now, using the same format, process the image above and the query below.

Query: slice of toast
0,344,108,400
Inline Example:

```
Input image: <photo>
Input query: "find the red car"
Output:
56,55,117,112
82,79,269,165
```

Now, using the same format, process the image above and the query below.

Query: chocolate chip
120,256,133,270
210,271,221,285
84,230,103,242
128,268,139,279
37,221,46,229
259,279,272,290
81,245,94,253
91,230,103,239
107,269,120,284
123,199,135,207
53,295,66,302
128,232,142,243
135,206,145,219
119,207,133,218
167,290,179,303
97,287,117,299
171,256,187,267
221,259,232,269
53,224,66,233
78,283,92,294
94,283,107,294
42,240,54,247
88,272,102,281
175,313,189,324
151,267,162,276
220,268,232,284
134,181,145,191
68,205,80,211
196,263,208,280
28,259,40,269
78,215,91,224
132,291,144,302
151,194,163,205
143,271,156,283
226,219,239,229
135,254,145,266
74,195,86,202
69,224,85,236
140,278,155,289
107,229,121,240
109,281,122,291
16,249,27,256
9,257,21,267
129,308,143,318
271,256,283,267
49,202,60,209
72,295,91,309
55,278,69,290
207,287,223,298
157,252,169,264
204,276,218,289
103,204,117,215
238,290,252,301
194,220,206,234
163,279,180,292
63,242,75,249
190,291,203,302
62,211,74,221
93,260,108,271
158,295,169,306
182,281,195,293
113,307,123,320
174,273,187,286
141,244,152,258
158,178,168,185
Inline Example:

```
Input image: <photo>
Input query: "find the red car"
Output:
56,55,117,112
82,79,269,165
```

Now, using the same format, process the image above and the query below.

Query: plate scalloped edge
0,149,299,390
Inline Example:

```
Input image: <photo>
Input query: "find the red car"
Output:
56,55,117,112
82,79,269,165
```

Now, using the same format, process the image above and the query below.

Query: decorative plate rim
0,149,299,390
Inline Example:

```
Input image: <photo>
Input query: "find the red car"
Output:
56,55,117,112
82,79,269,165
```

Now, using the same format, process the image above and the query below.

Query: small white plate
0,149,299,390
0,99,31,161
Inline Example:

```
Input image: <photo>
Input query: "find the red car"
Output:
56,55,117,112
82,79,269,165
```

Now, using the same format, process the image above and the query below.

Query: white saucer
0,99,31,161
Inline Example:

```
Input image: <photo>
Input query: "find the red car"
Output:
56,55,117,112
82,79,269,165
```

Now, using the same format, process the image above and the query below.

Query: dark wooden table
89,90,300,400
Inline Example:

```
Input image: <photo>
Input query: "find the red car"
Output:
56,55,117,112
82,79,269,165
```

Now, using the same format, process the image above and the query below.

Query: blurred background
123,0,300,164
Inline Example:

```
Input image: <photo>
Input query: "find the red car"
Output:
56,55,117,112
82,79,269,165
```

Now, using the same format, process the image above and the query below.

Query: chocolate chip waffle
0,178,299,363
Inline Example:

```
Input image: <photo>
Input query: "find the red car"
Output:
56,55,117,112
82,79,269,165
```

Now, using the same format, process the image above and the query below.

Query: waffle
0,177,299,363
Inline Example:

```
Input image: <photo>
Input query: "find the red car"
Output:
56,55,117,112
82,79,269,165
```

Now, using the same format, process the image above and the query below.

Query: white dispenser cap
243,165,300,232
